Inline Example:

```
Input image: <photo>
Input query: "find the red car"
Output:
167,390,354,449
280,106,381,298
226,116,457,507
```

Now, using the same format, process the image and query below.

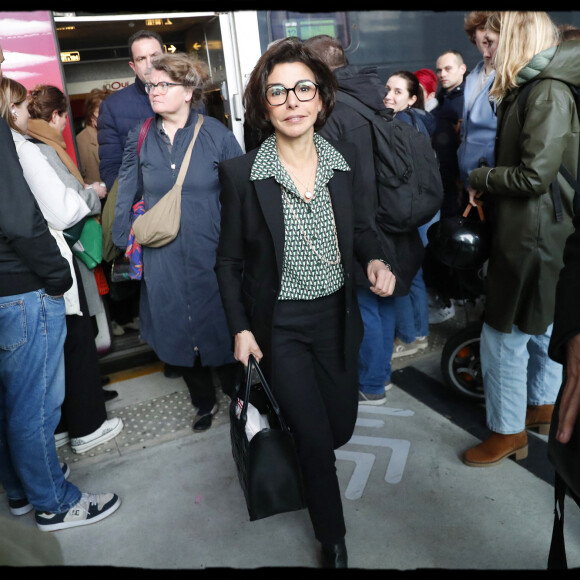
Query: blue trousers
395,267,429,343
0,290,81,512
357,286,395,394
480,322,563,434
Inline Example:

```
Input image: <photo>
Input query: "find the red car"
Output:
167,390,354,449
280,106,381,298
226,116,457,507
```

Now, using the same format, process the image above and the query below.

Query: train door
48,11,263,371
53,11,261,152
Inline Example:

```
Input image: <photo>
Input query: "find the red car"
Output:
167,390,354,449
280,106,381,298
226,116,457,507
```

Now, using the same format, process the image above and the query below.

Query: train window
266,11,350,48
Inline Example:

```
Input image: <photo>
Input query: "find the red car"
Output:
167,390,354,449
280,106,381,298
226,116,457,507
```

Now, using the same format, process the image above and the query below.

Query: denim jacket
457,61,497,184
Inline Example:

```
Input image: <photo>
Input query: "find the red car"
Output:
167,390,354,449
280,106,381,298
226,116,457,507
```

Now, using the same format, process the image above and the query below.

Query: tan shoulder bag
132,114,204,248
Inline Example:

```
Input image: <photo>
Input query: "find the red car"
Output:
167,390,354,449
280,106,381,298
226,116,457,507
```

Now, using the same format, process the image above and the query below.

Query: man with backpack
304,35,442,405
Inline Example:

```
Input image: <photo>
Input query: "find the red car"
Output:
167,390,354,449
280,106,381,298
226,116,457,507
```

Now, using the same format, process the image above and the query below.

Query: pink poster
0,10,77,163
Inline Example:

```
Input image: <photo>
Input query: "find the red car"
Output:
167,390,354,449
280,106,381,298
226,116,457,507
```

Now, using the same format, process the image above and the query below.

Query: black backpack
336,91,444,234
517,79,580,221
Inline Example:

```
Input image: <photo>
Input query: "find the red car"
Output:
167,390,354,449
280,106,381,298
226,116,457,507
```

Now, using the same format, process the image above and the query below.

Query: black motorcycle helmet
427,204,491,270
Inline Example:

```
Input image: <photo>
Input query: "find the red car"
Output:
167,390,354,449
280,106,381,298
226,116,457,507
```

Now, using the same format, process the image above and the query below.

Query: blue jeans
357,287,395,394
0,290,81,512
480,322,563,434
395,268,429,342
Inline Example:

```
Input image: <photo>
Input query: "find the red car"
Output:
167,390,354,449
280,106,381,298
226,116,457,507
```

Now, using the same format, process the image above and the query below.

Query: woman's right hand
557,334,580,443
90,182,108,199
467,186,482,207
234,330,263,367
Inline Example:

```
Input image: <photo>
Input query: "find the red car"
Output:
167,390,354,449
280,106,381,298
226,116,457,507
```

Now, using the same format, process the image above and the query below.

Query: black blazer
215,138,387,380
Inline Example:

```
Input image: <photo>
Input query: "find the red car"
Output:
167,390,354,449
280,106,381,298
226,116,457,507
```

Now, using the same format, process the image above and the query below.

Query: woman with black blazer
215,37,395,568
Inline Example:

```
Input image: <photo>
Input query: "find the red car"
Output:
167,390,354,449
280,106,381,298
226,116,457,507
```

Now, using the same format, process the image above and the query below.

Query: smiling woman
215,36,395,568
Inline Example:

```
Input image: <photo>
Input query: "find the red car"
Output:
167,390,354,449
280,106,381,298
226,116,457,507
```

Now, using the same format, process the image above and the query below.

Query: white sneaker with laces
35,492,121,532
70,417,124,454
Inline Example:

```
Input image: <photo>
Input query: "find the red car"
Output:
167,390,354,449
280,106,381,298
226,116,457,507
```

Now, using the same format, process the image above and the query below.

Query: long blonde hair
487,11,560,104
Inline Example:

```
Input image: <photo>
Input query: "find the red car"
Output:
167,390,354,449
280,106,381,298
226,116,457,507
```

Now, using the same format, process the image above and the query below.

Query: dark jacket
320,64,385,195
470,40,580,336
0,119,72,297
214,139,386,382
433,81,465,199
319,65,421,295
113,110,243,367
550,213,580,364
97,76,154,191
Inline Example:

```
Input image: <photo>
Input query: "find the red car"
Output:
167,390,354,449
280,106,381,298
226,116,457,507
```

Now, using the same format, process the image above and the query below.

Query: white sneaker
70,418,124,454
392,338,419,359
429,302,455,324
111,321,125,336
35,492,121,532
123,317,140,331
55,432,70,449
384,382,394,392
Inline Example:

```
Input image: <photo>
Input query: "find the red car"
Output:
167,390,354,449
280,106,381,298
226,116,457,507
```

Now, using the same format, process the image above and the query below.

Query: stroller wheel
440,320,484,401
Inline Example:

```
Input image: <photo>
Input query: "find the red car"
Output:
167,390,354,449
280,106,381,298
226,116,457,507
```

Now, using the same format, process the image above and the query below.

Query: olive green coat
469,40,580,335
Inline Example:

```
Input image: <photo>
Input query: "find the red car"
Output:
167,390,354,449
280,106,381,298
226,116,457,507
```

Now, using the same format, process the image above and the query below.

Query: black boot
321,541,348,568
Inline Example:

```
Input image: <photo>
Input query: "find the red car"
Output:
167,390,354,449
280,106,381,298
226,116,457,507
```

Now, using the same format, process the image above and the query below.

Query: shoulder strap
548,471,568,569
137,117,153,157
175,115,204,187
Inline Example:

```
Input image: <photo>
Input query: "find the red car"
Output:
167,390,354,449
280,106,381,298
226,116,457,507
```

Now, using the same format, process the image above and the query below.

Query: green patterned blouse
250,133,348,300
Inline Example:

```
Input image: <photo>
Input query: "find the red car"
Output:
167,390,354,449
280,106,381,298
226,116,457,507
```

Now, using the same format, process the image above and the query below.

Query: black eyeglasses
145,82,185,95
265,80,319,106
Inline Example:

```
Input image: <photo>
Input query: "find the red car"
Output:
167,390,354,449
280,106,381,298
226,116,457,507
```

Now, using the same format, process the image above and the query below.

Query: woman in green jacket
463,11,580,467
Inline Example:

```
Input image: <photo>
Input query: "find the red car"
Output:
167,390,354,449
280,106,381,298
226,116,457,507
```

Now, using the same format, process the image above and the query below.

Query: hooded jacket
319,65,423,295
469,39,580,336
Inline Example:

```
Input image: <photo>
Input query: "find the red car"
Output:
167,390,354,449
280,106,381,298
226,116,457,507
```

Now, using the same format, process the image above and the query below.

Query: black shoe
164,364,182,379
103,389,119,402
321,541,348,568
192,403,219,432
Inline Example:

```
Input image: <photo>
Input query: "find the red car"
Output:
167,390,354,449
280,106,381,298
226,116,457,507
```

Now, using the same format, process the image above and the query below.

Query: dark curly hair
243,37,337,136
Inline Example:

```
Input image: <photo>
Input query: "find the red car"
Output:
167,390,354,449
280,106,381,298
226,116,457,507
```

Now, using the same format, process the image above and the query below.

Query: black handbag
110,255,132,283
547,369,580,569
229,354,306,521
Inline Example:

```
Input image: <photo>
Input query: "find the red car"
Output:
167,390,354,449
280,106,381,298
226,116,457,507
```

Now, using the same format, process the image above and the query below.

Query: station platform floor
2,306,580,572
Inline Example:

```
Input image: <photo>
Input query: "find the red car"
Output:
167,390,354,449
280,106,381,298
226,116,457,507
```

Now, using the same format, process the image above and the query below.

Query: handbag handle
462,201,485,221
239,355,289,431
175,115,204,187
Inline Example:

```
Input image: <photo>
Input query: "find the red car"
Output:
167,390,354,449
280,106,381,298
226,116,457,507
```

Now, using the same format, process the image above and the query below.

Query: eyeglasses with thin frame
265,80,319,106
145,82,185,95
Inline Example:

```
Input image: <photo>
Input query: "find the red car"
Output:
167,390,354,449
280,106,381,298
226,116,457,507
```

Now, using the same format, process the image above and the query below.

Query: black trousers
178,356,240,415
270,288,357,545
57,260,107,438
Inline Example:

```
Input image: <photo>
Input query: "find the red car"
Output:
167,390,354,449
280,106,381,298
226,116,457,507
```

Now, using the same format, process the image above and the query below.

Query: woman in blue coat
113,53,243,432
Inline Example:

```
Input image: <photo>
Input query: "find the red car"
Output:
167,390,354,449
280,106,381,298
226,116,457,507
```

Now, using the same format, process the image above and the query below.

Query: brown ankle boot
462,431,528,467
525,404,554,435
